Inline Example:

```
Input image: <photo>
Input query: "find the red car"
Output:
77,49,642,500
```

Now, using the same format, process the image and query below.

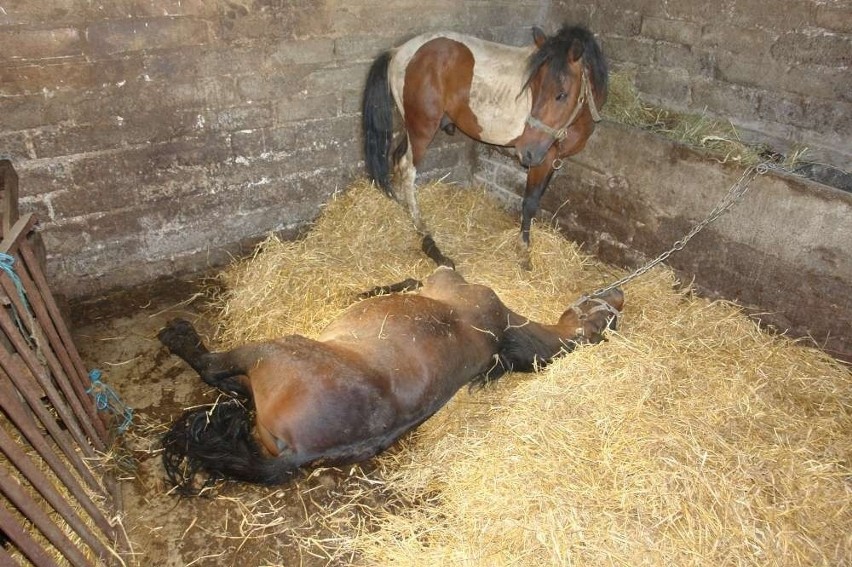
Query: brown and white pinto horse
160,267,623,492
363,25,608,266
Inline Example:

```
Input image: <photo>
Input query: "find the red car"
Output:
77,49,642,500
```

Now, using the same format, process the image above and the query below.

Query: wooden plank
0,160,19,240
1,259,108,446
0,214,35,256
0,427,113,560
0,349,103,494
0,371,113,535
0,503,59,567
0,300,97,455
19,240,107,431
0,466,92,567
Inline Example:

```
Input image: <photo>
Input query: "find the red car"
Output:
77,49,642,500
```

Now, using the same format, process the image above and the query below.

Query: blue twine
0,252,34,344
87,369,134,434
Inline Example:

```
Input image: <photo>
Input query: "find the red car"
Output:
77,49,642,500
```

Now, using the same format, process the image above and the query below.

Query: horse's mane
524,25,608,94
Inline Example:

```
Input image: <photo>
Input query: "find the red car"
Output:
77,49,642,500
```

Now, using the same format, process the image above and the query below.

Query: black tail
162,399,297,494
363,51,394,194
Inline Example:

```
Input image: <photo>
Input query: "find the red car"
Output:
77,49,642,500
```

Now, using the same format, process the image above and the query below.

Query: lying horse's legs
358,277,423,299
158,319,250,397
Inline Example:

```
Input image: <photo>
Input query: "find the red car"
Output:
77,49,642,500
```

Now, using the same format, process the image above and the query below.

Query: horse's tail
162,399,296,493
363,50,394,195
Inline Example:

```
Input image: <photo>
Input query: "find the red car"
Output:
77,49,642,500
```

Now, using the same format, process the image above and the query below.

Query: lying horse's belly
319,295,498,409
251,330,488,462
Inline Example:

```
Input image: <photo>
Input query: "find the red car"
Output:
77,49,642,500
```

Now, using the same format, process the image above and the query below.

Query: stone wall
546,0,851,170
0,0,547,298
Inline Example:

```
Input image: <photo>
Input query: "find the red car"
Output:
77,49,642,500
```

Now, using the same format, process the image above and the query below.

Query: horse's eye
556,92,568,102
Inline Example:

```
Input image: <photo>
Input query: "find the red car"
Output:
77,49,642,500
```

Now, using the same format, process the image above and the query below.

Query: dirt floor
72,282,364,567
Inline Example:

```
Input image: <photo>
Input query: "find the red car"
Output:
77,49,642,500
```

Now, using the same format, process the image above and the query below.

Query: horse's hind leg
158,319,250,397
393,137,452,268
358,277,422,299
405,128,456,268
394,137,422,230
158,319,210,372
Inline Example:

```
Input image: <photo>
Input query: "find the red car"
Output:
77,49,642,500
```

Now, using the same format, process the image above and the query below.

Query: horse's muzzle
517,143,550,168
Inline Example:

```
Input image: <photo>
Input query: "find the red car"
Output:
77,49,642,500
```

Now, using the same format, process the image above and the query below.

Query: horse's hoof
421,234,455,269
158,319,196,349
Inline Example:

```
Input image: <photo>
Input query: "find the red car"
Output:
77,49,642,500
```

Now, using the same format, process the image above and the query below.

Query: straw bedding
210,180,851,566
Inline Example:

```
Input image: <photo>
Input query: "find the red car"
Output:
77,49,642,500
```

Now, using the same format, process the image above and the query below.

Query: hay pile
211,180,851,566
603,72,811,168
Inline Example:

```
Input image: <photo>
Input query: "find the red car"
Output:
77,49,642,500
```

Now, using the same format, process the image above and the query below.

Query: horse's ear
532,26,547,48
568,38,586,62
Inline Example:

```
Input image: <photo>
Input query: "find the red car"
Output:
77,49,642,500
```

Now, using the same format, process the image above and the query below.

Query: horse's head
516,25,608,167
558,288,624,344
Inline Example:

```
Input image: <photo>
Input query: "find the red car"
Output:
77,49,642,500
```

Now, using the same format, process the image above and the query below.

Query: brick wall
0,0,546,298
1,0,849,301
545,0,851,169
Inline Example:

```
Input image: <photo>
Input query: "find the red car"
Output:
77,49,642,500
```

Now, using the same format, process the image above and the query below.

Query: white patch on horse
389,32,534,145
461,35,533,145
388,33,443,121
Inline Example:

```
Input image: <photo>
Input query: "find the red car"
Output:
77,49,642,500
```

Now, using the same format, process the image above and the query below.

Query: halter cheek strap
525,67,602,141
568,296,622,338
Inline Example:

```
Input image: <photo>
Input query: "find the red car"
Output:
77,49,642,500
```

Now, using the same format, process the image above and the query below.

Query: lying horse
160,268,623,492
363,25,608,266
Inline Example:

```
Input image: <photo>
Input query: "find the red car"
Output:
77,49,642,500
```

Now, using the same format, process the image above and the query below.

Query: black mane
524,25,608,95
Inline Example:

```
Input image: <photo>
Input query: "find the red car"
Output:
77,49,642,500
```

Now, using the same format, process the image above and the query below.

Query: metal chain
589,162,773,298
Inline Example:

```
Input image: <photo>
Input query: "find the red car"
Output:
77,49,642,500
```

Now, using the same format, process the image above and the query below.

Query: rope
87,369,134,434
588,162,773,298
0,252,35,347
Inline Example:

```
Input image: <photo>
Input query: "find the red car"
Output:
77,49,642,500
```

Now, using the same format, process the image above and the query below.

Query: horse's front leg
358,277,423,299
519,150,557,268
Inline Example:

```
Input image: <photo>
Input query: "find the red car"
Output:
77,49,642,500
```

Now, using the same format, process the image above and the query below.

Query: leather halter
567,295,621,339
524,66,602,141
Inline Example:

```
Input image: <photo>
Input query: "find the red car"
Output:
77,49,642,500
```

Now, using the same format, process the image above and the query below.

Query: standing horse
363,25,608,266
160,267,623,492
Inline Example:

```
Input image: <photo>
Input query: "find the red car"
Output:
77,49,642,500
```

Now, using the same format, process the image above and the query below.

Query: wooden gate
0,159,125,566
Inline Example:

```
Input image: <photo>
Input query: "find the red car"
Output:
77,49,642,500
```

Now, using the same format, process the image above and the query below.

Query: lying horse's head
559,288,624,344
517,25,608,167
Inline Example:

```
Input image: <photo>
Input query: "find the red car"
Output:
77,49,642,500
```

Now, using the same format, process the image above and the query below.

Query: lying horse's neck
496,288,623,376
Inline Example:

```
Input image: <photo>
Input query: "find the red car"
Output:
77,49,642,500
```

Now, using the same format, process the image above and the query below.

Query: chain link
589,162,773,298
